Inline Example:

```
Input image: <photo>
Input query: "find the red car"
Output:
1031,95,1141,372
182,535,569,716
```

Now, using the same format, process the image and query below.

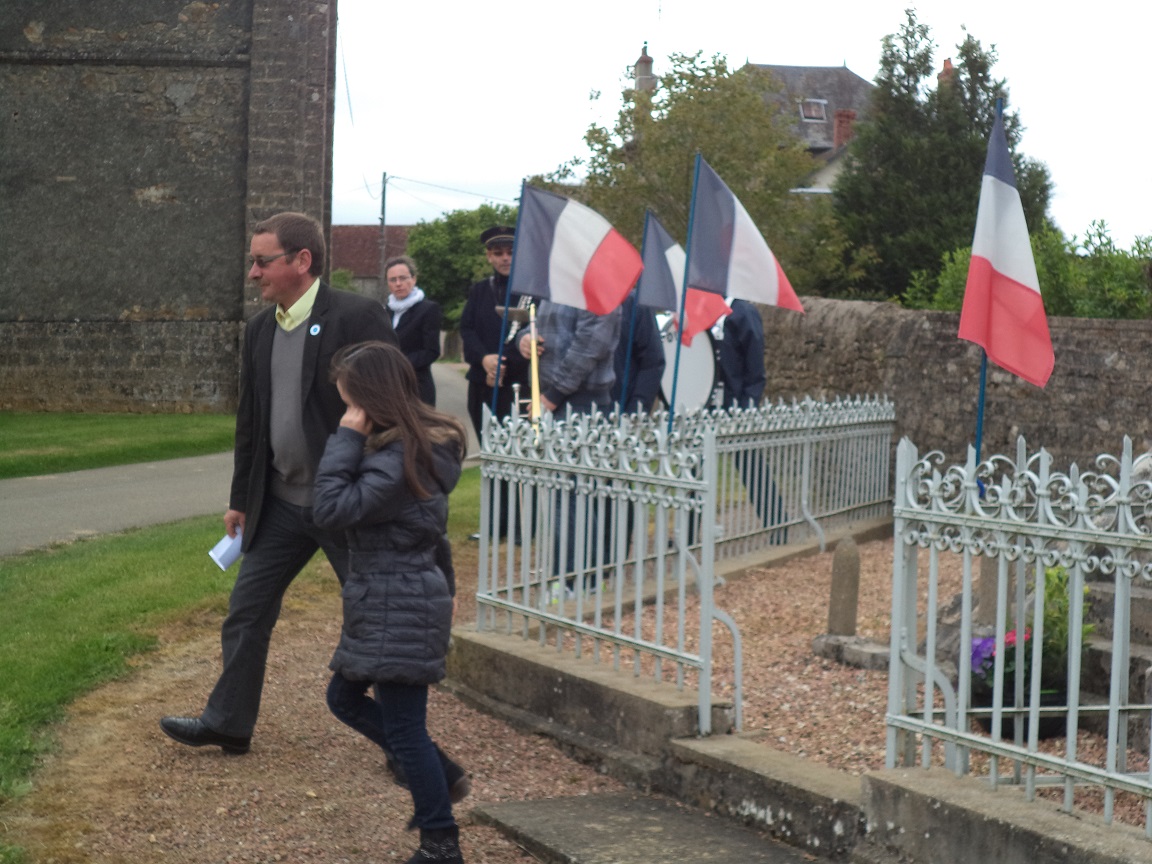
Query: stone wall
0,0,337,412
5,321,239,411
761,297,1152,467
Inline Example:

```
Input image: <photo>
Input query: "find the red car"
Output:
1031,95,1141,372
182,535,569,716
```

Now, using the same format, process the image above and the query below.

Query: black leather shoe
159,716,250,755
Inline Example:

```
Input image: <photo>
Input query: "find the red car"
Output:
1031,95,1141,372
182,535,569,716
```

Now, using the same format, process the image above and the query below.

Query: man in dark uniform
612,291,666,414
716,298,785,539
459,225,529,437
459,225,529,540
717,298,766,410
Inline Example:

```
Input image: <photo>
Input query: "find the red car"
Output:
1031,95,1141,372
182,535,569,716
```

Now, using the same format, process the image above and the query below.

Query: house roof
330,225,411,277
751,64,874,154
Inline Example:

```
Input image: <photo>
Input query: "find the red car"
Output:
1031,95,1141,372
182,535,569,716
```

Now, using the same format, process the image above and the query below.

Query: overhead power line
386,175,518,205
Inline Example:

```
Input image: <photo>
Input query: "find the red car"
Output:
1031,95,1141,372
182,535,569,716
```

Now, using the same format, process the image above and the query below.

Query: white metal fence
709,396,895,558
888,436,1152,836
474,395,895,735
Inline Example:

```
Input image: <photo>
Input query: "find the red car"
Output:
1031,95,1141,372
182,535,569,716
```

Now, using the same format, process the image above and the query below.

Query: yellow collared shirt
275,278,321,332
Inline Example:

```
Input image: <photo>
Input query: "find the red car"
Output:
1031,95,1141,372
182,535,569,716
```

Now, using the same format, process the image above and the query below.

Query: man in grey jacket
519,299,621,416
519,299,621,583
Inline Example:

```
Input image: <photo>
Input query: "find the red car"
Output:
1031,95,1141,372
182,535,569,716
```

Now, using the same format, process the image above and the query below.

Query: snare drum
655,313,721,412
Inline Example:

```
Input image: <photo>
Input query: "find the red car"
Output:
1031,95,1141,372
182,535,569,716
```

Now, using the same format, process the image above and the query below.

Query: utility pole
378,172,388,299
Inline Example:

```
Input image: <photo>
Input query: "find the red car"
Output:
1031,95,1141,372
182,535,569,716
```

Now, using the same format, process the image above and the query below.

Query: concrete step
1086,581,1152,642
472,792,812,864
1081,634,1152,702
1080,635,1152,750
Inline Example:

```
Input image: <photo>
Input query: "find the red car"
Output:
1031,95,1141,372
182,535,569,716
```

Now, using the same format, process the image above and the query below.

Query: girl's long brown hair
330,341,466,499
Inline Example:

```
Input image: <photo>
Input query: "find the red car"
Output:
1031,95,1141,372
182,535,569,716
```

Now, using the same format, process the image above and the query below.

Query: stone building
0,1,338,412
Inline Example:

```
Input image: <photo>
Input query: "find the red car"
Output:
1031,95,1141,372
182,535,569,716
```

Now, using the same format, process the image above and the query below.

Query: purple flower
971,637,995,675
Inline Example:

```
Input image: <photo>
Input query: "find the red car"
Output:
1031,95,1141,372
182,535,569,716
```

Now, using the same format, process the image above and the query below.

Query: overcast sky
331,0,1148,249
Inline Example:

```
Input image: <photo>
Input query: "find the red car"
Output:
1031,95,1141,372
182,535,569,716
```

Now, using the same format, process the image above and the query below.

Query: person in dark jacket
384,255,441,406
717,299,766,410
716,299,785,538
313,341,469,864
459,225,529,541
160,211,395,756
459,225,529,436
612,291,666,414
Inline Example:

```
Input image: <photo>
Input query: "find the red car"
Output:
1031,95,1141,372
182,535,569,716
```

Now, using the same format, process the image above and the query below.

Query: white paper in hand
209,530,243,571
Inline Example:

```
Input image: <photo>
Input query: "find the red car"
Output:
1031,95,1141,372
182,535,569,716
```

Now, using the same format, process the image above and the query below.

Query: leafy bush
904,222,1152,320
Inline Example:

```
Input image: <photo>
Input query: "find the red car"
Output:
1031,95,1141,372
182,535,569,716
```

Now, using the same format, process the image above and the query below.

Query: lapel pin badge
309,323,321,336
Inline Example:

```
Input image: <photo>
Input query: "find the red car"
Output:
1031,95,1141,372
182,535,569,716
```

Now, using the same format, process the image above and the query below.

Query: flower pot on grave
970,679,1067,740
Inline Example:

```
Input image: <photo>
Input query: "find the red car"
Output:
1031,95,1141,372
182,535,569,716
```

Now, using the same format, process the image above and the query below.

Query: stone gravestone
812,536,888,670
828,536,860,637
975,555,999,628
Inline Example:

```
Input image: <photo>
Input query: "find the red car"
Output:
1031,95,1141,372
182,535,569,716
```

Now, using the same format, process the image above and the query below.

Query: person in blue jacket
716,300,785,540
312,341,469,864
612,292,666,414
716,299,766,410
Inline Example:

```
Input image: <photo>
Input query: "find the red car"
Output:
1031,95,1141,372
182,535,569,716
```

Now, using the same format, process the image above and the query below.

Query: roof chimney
937,57,955,86
833,109,857,150
633,42,656,94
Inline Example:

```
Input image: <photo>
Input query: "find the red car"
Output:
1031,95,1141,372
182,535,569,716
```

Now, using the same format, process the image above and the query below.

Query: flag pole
491,181,526,419
668,154,704,433
974,352,988,463
971,99,1004,468
529,301,541,427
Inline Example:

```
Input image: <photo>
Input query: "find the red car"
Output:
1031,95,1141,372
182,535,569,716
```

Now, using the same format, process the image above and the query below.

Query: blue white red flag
636,212,682,312
958,113,1053,387
510,184,642,315
681,156,803,345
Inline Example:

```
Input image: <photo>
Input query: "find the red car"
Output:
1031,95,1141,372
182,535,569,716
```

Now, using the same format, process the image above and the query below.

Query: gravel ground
2,536,1146,862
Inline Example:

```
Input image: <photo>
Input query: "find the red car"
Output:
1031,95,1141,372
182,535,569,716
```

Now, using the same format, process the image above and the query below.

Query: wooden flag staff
528,302,541,427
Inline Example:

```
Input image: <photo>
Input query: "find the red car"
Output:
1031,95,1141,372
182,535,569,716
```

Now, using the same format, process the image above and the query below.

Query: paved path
0,363,477,558
0,453,234,557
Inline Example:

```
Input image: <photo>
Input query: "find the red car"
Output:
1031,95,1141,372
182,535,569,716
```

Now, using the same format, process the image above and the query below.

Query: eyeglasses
248,251,293,269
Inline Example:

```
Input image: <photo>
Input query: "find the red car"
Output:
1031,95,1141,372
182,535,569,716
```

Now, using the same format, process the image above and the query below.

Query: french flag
958,113,1053,388
681,156,803,345
636,212,682,312
511,184,643,314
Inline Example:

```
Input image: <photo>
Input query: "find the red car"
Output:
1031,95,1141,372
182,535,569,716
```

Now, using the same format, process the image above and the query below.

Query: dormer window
800,98,828,122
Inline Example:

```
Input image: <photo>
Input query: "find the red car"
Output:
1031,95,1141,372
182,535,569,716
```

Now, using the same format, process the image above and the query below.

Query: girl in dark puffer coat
313,341,469,864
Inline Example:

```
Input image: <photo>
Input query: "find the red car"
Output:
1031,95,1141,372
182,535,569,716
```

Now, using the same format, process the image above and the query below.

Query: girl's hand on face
340,404,372,435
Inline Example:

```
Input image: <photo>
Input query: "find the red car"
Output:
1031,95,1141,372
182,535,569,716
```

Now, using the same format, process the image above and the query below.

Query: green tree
538,52,862,296
404,202,517,328
833,9,1053,300
328,267,356,293
1073,223,1152,319
904,222,1152,320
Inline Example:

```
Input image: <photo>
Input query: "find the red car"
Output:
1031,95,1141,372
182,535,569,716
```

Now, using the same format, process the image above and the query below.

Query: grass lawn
0,412,236,480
